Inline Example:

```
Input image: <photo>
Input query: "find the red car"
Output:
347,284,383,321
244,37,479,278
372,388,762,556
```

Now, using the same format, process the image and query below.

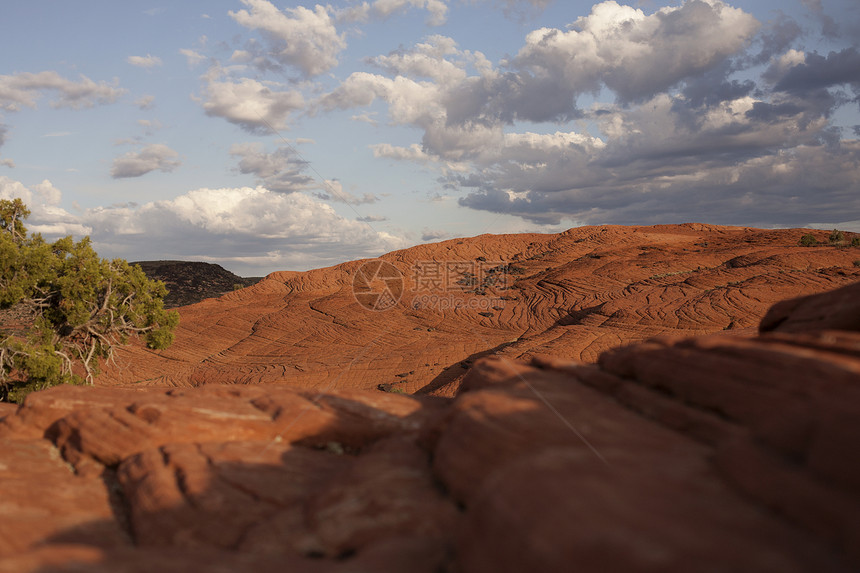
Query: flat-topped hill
132,260,262,308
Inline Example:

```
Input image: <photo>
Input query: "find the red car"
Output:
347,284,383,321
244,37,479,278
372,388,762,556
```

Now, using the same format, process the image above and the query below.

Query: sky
1,0,859,276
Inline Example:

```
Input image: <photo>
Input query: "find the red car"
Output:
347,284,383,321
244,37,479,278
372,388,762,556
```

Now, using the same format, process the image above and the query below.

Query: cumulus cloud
491,0,760,120
0,176,91,236
315,0,859,230
127,54,162,68
1,178,407,274
229,0,346,77
455,94,860,226
200,68,305,133
83,186,407,274
371,142,434,163
0,71,125,111
772,48,860,95
229,142,314,192
110,144,181,179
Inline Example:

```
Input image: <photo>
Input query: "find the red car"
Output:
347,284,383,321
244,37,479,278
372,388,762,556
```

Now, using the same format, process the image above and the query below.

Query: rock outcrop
98,225,860,396
1,280,858,571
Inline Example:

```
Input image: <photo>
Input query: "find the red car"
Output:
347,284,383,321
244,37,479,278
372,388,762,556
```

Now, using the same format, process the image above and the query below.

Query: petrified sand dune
98,224,860,396
1,277,859,571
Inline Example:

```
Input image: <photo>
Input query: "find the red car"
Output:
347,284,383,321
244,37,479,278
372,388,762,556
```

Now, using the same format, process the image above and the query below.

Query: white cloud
229,0,346,77
372,0,448,26
334,0,449,26
372,35,467,83
508,0,760,108
84,186,407,273
0,71,125,111
0,176,91,236
179,48,206,67
351,112,378,125
371,143,432,162
126,54,163,68
110,143,181,179
200,68,305,133
1,178,407,274
134,95,155,110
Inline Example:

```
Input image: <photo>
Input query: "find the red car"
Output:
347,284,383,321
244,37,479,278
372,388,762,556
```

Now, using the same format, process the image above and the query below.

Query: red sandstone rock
93,224,860,395
760,281,860,333
0,232,859,572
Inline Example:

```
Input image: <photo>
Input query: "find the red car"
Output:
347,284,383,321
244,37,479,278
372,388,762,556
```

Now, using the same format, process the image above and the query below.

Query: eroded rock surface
96,225,860,396
1,282,859,571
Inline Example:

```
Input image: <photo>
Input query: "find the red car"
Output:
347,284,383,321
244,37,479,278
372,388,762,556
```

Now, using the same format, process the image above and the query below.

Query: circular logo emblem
352,259,404,311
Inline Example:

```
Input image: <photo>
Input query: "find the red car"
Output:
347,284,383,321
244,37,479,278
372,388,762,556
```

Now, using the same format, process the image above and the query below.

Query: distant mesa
133,260,262,308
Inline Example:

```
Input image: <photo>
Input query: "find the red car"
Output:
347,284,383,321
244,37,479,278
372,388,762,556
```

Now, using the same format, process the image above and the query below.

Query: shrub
829,229,845,244
1,199,178,402
799,233,817,247
852,237,860,247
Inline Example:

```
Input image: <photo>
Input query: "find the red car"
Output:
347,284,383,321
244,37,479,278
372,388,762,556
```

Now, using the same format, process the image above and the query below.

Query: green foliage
0,198,29,243
852,237,860,247
0,199,178,402
829,229,845,244
799,233,817,247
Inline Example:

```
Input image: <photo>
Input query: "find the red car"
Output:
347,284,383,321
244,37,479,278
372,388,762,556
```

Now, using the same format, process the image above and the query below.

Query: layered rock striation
98,225,860,396
1,280,858,571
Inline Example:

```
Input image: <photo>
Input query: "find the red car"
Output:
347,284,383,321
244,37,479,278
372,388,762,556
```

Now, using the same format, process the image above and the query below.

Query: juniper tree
0,199,178,402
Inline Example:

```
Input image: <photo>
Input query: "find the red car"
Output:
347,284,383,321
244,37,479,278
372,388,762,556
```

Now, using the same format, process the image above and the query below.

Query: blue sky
1,0,859,275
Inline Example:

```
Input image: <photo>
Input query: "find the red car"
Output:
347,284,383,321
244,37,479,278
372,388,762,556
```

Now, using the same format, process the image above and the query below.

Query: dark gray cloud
458,140,860,228
0,123,12,168
319,1,859,232
801,0,840,38
747,13,803,65
774,48,860,94
230,143,379,205
230,142,313,193
680,61,756,108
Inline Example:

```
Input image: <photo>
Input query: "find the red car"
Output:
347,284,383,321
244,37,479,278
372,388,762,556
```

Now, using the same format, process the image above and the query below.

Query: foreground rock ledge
1,283,859,572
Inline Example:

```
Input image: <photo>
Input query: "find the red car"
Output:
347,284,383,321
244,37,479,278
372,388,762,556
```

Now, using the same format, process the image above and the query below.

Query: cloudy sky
1,0,859,275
